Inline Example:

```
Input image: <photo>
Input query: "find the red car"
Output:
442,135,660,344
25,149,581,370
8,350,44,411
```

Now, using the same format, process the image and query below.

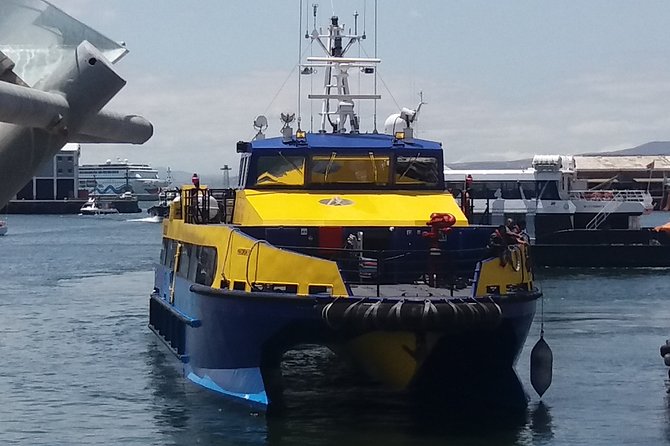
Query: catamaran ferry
149,12,550,411
79,159,170,201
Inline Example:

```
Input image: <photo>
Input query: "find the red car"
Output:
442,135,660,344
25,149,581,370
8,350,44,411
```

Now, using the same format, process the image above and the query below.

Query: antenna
297,0,304,131
303,5,380,133
373,0,378,133
281,113,296,128
253,115,268,140
311,3,318,133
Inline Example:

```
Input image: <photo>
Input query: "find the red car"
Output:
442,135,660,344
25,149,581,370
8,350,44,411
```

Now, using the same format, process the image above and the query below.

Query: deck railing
569,189,649,203
268,244,492,296
182,187,236,224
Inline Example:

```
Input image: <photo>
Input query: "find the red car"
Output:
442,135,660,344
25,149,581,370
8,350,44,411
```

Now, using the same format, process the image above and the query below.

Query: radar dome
384,113,405,135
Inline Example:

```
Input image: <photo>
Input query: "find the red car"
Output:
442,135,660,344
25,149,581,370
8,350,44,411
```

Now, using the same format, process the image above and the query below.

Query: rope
540,288,545,337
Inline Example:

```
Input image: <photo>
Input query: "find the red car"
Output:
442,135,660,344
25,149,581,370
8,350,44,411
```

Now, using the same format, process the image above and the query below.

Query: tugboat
150,14,543,410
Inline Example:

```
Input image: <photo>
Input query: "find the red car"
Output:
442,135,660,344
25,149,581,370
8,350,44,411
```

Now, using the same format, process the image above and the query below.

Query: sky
46,0,670,175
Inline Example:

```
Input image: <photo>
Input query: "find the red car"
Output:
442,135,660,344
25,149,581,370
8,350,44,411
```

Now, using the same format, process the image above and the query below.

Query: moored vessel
446,156,670,267
150,13,544,410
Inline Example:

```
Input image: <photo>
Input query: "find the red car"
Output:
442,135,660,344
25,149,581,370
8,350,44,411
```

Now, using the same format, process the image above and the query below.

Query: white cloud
82,67,670,173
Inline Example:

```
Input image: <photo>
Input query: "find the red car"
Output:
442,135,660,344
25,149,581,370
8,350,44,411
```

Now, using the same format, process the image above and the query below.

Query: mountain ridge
446,141,670,170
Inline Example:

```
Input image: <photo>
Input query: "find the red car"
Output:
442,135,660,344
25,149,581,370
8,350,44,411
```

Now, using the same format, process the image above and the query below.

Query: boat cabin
236,133,444,191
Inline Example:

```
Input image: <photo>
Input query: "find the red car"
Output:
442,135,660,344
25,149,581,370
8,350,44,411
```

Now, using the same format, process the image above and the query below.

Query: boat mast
304,13,380,133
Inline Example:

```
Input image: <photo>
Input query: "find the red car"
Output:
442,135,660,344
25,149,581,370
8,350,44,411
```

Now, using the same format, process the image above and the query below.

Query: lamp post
220,165,231,188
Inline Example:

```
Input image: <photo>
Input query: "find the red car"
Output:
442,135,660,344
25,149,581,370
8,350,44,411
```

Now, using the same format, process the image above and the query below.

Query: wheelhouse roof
249,132,443,152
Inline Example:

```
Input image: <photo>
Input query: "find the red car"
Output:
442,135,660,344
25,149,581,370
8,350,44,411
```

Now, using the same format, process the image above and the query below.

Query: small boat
79,197,119,215
147,189,176,218
0,220,7,236
149,13,545,411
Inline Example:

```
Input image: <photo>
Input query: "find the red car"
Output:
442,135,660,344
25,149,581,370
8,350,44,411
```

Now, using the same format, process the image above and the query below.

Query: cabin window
536,181,560,200
395,155,439,186
519,181,537,199
195,247,218,286
187,245,203,282
238,154,251,188
166,239,177,268
310,153,390,186
177,244,192,278
160,239,168,265
501,182,522,199
254,154,305,186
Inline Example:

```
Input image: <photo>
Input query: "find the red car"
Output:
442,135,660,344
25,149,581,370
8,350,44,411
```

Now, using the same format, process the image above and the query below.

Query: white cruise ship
79,159,170,201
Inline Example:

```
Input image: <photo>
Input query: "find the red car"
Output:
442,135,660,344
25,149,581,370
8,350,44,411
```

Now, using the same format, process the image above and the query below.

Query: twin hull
150,246,538,410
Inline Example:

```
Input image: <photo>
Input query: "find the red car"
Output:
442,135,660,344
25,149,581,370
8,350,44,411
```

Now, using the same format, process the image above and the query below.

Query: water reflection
529,401,554,444
146,342,555,445
146,340,268,445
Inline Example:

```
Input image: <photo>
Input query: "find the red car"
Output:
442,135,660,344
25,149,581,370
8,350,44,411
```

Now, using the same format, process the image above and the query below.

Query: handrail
585,191,624,230
268,244,492,296
570,189,649,203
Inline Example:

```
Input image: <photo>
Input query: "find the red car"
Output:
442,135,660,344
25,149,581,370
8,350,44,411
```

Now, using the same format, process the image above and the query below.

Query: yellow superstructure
165,209,348,297
232,189,468,227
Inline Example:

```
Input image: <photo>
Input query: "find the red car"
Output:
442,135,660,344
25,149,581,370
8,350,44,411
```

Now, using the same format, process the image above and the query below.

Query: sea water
2,213,670,445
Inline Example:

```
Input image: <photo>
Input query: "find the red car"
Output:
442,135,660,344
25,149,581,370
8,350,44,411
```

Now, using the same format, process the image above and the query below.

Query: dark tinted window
195,246,218,286
537,181,560,200
395,155,439,186
177,244,191,278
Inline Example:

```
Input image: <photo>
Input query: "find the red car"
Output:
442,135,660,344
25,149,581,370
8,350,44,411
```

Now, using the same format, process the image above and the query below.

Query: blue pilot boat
149,14,542,410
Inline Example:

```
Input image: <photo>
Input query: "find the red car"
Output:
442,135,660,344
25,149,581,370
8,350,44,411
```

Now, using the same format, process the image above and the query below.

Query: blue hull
150,264,537,410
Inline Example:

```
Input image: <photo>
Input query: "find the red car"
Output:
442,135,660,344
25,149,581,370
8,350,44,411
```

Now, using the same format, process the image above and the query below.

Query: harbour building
15,143,80,201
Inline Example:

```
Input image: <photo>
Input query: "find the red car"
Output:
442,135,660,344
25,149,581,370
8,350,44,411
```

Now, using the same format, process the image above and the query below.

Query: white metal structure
302,16,381,133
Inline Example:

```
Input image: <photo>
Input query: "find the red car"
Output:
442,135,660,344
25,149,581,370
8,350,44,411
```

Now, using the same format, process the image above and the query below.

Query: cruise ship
79,159,170,201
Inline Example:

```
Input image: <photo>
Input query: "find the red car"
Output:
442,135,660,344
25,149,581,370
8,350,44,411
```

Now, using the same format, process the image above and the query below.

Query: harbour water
2,213,670,445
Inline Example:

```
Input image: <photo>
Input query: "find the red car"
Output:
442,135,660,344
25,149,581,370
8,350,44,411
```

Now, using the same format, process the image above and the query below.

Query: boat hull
150,267,538,410
532,243,670,267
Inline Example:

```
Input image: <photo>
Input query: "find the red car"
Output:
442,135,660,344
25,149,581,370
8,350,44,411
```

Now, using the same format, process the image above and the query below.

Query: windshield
254,154,305,187
395,155,440,186
310,153,390,186
249,150,442,189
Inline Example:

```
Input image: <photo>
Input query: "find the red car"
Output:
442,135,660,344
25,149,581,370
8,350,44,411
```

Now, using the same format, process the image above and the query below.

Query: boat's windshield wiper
369,151,378,182
397,152,420,182
324,151,337,182
278,151,303,176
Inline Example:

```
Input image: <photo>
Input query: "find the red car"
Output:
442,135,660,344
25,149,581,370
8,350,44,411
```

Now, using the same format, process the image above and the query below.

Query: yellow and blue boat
149,14,542,410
